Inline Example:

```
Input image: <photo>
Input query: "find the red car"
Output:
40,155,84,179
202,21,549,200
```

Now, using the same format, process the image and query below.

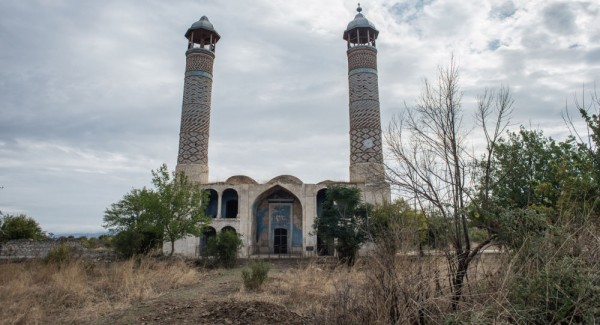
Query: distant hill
51,231,109,238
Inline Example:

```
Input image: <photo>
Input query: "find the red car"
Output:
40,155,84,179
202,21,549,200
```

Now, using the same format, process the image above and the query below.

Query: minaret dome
343,4,379,48
185,16,221,52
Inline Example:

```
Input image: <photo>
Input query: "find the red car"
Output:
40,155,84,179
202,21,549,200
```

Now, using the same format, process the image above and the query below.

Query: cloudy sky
1,0,599,234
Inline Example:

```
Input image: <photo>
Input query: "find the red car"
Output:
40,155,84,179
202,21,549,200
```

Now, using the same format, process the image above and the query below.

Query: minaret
176,16,220,184
343,5,385,185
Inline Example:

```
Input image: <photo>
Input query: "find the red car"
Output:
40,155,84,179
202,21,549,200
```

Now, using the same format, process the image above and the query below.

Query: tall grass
0,258,201,324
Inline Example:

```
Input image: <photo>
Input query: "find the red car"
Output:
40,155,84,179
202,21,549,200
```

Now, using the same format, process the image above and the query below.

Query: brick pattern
350,128,383,163
185,51,215,74
347,48,384,172
350,100,381,129
349,72,379,102
347,47,377,72
178,53,214,165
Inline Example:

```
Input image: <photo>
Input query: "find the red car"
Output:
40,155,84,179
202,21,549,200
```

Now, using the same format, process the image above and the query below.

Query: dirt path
95,261,314,325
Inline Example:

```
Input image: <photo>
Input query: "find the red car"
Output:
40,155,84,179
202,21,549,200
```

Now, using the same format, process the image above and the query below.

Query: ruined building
167,6,390,257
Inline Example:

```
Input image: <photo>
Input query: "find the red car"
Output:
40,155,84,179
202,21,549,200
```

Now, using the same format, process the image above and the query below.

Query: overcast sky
1,0,599,234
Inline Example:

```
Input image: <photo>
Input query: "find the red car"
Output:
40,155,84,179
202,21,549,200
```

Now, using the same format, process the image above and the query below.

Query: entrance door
273,228,288,254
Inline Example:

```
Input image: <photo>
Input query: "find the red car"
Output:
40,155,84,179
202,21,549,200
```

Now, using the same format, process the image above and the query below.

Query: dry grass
230,253,507,324
0,257,201,324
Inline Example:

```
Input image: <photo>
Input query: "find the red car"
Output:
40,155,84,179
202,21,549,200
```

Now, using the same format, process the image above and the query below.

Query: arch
205,189,218,218
252,185,303,255
199,226,216,256
221,226,237,234
221,188,238,218
315,188,333,256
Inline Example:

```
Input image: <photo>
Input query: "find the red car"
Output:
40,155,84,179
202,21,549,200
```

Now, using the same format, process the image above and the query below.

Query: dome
189,16,216,33
267,175,304,185
185,16,221,41
225,175,258,185
343,5,379,42
346,13,378,31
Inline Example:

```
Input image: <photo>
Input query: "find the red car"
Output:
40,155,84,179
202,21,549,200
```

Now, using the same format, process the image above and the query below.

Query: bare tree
385,58,513,310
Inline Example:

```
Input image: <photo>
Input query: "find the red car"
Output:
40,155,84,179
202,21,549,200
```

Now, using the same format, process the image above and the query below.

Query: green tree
477,128,597,232
207,230,242,268
149,165,209,256
104,188,162,257
104,164,209,257
369,199,427,251
314,185,370,266
0,214,46,242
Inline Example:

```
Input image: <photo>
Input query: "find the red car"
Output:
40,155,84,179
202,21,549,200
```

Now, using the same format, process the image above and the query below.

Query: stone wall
0,239,116,261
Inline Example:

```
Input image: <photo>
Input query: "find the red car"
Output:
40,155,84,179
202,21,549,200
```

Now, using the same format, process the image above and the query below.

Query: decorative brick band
347,47,377,72
185,50,215,74
348,72,379,102
349,68,377,76
185,71,213,79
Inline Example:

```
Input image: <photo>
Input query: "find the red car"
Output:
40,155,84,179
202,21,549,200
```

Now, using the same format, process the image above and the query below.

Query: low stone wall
0,239,116,261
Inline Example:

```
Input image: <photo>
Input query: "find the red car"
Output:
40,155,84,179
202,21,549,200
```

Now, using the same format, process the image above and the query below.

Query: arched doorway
199,226,216,256
273,228,288,254
205,189,218,218
221,189,238,218
315,188,333,256
221,226,236,234
252,185,303,255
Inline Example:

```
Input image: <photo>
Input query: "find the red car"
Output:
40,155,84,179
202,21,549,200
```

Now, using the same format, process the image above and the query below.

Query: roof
345,5,378,33
343,5,379,42
185,16,221,42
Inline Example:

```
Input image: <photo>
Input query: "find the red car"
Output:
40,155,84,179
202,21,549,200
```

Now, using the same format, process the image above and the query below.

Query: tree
149,165,209,256
0,214,46,242
104,164,209,257
104,188,162,257
369,199,427,252
313,185,370,266
207,230,242,268
385,59,512,310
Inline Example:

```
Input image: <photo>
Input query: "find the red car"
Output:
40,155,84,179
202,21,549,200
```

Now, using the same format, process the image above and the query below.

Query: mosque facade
166,6,390,257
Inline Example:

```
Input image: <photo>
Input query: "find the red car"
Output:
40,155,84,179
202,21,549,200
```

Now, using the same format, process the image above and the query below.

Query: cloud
489,1,517,20
543,2,576,35
1,0,600,233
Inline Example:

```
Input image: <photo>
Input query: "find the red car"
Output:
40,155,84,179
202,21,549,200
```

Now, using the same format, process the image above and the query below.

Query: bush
242,260,271,291
207,230,242,268
111,229,161,258
508,256,600,324
0,214,46,242
45,244,74,264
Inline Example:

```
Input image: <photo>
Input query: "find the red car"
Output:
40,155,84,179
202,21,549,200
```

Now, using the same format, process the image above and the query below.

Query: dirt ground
95,260,316,325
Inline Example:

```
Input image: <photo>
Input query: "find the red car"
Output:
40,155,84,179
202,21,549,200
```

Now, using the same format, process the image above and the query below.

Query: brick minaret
176,16,220,184
343,5,385,185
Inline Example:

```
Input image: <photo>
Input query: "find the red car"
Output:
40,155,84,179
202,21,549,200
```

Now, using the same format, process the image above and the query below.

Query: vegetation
0,257,201,324
0,213,46,242
104,164,209,257
45,244,75,265
386,59,512,309
241,260,271,291
207,229,243,268
313,185,371,266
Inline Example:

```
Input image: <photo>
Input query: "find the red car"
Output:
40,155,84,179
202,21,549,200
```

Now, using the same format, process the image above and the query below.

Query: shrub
111,229,160,258
242,260,271,291
508,257,600,324
45,244,74,264
0,214,46,242
207,230,242,268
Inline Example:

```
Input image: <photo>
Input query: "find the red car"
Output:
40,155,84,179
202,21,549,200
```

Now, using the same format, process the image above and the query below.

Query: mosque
166,5,390,257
